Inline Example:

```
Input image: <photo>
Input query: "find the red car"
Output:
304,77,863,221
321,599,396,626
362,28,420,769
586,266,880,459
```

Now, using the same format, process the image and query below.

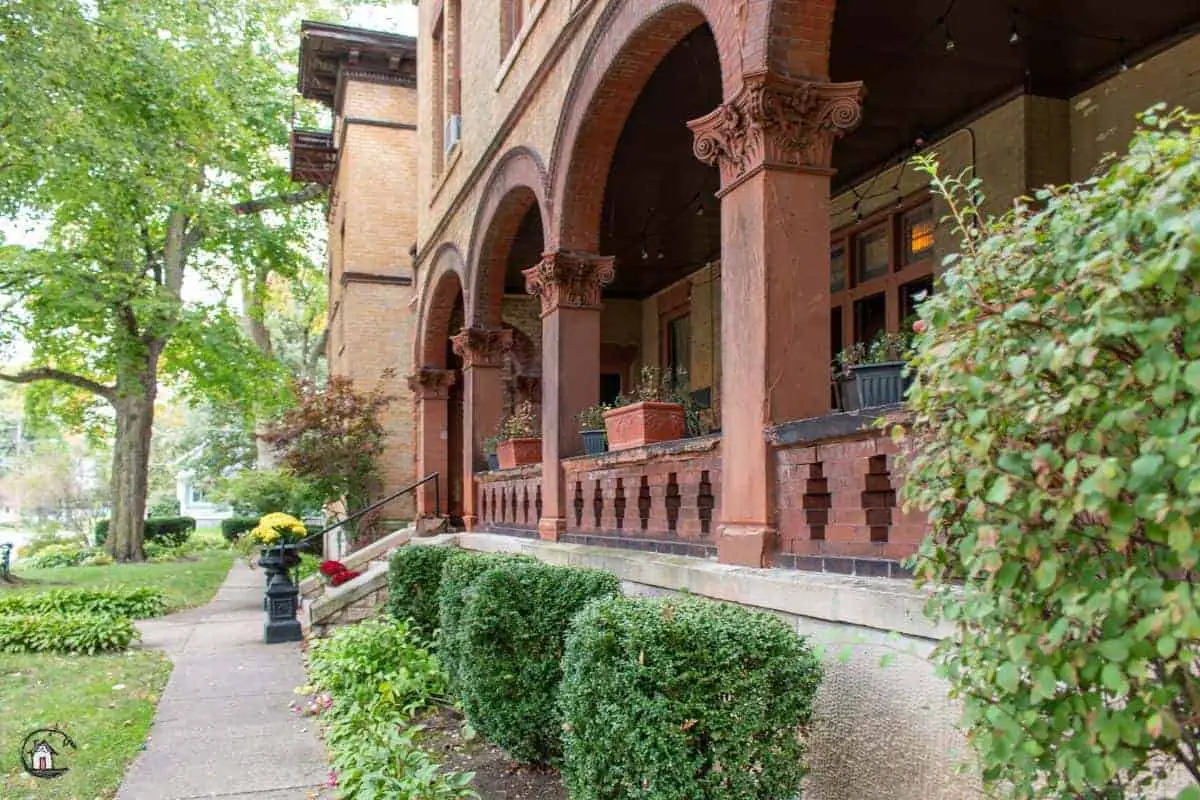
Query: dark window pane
600,374,622,406
666,314,691,388
855,224,889,283
902,276,934,322
902,203,935,266
854,292,886,345
830,242,847,294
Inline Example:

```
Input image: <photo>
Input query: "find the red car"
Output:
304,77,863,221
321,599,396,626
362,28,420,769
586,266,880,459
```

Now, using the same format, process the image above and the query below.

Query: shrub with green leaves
308,617,446,710
435,550,534,693
385,545,457,636
0,587,167,619
20,542,92,569
559,595,821,799
458,560,620,763
95,516,195,547
0,612,138,654
903,107,1200,798
220,516,259,542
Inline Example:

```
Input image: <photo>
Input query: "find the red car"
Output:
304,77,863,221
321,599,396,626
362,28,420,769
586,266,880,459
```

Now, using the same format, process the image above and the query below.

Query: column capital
522,250,615,316
688,70,865,192
450,327,512,369
407,367,456,400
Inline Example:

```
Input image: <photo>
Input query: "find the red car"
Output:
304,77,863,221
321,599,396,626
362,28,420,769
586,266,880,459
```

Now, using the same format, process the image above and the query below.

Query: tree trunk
106,351,160,562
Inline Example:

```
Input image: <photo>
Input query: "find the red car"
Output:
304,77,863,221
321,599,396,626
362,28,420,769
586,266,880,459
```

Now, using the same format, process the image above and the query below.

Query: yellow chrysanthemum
249,512,306,546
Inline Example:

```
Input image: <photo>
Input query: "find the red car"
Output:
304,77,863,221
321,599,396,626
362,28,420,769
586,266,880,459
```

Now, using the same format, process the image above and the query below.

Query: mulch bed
417,706,568,799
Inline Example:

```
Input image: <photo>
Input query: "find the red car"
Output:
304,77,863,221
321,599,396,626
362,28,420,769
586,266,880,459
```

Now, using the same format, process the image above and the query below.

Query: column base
717,523,776,567
538,517,566,542
462,514,478,531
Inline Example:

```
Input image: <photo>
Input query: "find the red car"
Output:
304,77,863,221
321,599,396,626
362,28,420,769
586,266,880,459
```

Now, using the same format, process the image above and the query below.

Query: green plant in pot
496,401,541,469
603,366,698,450
836,330,913,410
577,402,611,455
482,434,502,471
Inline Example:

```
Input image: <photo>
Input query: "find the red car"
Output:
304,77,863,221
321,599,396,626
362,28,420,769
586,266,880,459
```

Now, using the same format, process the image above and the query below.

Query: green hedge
95,516,196,547
220,516,259,542
435,550,533,693
560,595,822,799
0,612,139,654
458,560,621,763
0,587,167,619
385,545,457,636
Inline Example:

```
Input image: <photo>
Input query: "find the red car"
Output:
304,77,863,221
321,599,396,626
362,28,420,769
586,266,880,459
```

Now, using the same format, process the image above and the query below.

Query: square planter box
852,361,910,408
580,429,608,455
497,437,541,469
603,402,686,450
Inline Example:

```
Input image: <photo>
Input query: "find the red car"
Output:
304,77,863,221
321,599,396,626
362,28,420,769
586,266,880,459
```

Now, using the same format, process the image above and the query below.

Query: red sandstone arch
465,146,550,327
418,243,466,368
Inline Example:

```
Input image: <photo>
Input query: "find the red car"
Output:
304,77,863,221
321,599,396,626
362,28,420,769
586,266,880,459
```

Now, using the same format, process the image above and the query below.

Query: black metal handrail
294,472,440,550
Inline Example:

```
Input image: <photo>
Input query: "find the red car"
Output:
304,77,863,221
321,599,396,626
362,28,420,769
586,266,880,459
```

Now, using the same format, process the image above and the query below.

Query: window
431,1,462,178
665,314,691,387
829,195,936,359
501,0,527,57
600,373,622,406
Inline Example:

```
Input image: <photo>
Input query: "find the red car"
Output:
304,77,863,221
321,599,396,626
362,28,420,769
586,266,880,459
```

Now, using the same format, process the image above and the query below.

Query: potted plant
496,401,541,469
482,434,501,471
577,402,610,455
603,366,688,450
834,342,866,412
837,332,912,409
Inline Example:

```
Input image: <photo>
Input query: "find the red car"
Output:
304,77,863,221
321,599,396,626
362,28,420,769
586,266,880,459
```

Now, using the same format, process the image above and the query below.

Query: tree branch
0,367,116,402
233,183,326,216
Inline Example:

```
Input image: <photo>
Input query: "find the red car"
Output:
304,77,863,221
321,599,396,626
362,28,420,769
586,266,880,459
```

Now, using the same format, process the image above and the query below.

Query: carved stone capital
522,251,616,316
450,327,512,370
688,71,865,190
406,368,456,400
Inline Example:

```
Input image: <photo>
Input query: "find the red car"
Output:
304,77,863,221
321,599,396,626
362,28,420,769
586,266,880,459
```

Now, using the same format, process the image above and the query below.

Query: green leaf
1097,639,1130,662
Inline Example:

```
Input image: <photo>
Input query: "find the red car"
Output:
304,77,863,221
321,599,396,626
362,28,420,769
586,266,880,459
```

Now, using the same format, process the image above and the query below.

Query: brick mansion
291,2,1199,573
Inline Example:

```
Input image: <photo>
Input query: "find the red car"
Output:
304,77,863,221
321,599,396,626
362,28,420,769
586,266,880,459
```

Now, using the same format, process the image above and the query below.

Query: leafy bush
458,560,620,763
147,492,181,517
435,550,534,693
21,542,91,569
560,595,821,799
216,467,320,517
0,612,138,654
0,587,167,619
95,516,196,547
903,108,1200,798
309,617,446,710
220,516,258,542
16,529,87,558
386,545,457,636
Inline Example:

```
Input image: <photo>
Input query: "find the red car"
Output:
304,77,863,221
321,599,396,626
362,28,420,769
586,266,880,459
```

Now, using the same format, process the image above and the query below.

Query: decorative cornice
340,271,413,287
450,327,513,370
522,251,615,316
407,368,456,400
688,71,865,192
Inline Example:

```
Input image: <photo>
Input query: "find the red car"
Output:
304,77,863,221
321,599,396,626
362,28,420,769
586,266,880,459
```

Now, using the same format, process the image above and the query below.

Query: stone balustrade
475,463,542,536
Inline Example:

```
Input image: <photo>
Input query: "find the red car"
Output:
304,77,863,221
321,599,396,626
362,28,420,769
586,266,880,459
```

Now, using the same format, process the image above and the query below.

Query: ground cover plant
0,586,167,618
0,649,172,799
0,612,138,654
903,107,1200,798
560,595,822,799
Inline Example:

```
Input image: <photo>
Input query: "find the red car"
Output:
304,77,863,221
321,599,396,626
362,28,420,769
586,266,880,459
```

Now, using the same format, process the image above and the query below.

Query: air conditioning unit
444,114,462,154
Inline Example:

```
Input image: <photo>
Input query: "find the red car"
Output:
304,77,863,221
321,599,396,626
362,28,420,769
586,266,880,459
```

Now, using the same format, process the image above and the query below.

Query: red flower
319,560,347,577
330,570,361,587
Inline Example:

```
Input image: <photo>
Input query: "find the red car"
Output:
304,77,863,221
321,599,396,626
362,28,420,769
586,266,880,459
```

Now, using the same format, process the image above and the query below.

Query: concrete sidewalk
118,560,328,800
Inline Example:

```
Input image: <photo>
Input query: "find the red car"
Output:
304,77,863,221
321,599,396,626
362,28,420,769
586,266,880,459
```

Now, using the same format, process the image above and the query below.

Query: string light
1009,21,1020,45
939,16,956,52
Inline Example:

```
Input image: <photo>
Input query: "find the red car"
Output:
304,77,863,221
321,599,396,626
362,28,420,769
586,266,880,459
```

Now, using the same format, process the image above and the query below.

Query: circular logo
19,728,76,779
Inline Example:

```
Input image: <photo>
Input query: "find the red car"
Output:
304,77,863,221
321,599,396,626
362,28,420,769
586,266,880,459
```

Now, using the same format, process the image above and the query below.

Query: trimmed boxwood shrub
95,516,196,546
559,595,822,799
458,560,621,763
435,550,534,693
0,587,168,619
220,516,259,542
0,612,139,654
385,545,457,636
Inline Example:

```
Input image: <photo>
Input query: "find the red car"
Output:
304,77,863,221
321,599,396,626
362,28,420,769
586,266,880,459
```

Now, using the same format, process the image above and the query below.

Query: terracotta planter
497,437,542,469
603,402,686,450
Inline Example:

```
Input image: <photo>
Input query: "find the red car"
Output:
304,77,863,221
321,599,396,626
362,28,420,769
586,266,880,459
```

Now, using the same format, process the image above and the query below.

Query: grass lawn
0,650,172,799
0,551,235,797
7,550,236,611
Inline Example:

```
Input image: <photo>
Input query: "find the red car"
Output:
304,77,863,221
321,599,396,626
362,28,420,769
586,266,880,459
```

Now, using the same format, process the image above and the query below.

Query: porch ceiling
831,0,1200,189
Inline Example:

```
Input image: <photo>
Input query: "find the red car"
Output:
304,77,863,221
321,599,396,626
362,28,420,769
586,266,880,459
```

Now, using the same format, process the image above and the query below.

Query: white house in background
174,449,232,526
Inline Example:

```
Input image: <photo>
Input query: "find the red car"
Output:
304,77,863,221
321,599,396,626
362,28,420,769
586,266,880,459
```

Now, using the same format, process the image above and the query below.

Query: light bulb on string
939,17,956,52
1009,22,1020,45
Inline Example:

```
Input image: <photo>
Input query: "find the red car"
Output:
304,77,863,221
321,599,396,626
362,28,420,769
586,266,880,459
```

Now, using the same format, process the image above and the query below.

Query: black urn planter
485,452,500,471
259,544,302,644
852,361,910,408
580,429,608,455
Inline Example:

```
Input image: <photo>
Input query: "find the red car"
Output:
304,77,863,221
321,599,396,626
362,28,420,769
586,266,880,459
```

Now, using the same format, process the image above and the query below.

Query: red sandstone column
688,70,864,567
407,368,457,518
450,327,512,529
523,251,615,540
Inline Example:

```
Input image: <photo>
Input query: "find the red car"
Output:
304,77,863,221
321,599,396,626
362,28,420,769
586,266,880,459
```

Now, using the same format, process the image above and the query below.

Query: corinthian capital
688,70,864,190
450,327,513,369
522,250,616,316
407,368,456,400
